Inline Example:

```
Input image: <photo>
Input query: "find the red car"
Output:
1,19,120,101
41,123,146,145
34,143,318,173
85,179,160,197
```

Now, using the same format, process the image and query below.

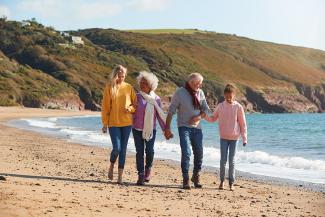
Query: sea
8,113,325,185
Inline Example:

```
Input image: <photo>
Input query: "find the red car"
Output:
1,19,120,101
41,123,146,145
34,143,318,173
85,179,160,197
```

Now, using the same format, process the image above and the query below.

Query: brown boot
219,181,224,190
107,163,114,180
229,183,235,191
191,173,202,188
117,168,123,184
182,178,191,190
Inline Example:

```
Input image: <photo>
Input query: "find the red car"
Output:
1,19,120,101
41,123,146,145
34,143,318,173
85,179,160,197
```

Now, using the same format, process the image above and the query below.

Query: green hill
1,18,325,112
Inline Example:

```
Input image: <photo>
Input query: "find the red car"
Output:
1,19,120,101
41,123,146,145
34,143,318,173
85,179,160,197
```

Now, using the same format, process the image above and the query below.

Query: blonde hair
137,71,159,91
108,65,127,97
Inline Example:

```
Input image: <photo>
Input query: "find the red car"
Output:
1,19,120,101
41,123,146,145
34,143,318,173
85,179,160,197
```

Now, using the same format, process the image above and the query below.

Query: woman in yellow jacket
101,65,137,184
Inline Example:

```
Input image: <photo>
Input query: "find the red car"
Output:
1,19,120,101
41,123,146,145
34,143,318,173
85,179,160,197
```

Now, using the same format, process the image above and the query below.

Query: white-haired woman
132,71,169,185
101,65,137,184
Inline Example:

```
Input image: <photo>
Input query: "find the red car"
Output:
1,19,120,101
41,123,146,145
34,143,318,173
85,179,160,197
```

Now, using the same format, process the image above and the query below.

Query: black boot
136,174,145,186
191,173,202,188
182,178,191,190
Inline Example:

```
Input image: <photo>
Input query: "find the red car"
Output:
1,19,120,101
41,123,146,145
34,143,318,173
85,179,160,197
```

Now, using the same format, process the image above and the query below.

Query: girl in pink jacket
205,84,247,191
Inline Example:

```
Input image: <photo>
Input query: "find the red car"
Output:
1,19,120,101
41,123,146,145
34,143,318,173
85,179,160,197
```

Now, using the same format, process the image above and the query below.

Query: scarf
140,91,167,141
185,82,201,109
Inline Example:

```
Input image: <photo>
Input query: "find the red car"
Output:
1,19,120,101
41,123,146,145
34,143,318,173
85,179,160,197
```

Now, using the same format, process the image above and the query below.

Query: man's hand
243,143,247,147
164,129,173,140
102,126,108,134
189,115,201,125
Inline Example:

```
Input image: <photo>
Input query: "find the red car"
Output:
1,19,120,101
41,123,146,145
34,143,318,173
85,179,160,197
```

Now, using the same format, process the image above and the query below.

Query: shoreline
6,113,325,192
0,106,324,217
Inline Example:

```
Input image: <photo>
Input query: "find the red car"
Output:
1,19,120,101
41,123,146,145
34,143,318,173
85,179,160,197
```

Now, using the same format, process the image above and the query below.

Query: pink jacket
205,101,247,143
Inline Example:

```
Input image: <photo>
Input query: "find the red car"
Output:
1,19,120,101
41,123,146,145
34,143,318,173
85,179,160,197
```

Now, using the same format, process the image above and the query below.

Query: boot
117,168,123,184
229,183,235,191
136,174,145,186
107,163,114,180
144,168,151,182
191,173,202,188
182,178,191,190
219,181,224,190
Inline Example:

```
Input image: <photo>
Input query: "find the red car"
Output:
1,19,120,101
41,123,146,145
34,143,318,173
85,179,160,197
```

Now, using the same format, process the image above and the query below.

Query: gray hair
187,73,203,82
137,71,159,91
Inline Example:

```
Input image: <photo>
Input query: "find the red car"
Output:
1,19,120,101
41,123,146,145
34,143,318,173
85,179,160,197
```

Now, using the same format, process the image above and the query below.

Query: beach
0,107,324,217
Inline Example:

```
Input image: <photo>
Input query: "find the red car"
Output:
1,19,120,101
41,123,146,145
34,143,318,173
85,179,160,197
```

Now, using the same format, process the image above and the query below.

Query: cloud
128,0,170,11
0,5,11,18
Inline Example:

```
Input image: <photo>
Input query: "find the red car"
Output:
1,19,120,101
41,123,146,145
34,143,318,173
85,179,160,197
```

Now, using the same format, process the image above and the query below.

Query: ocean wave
22,118,59,129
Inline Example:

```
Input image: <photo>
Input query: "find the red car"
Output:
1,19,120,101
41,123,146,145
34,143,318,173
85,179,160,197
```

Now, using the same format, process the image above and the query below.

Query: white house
71,36,84,45
61,32,70,37
21,21,31,27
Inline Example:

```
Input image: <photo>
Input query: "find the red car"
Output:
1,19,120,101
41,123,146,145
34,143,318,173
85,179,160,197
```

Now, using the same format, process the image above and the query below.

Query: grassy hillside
1,18,325,112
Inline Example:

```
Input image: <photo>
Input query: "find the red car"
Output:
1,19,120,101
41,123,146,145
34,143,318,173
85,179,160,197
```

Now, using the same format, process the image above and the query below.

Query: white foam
20,116,325,184
22,119,58,129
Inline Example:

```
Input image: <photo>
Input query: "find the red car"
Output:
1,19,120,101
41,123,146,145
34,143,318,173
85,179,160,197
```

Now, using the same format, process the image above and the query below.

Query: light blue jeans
220,138,238,184
108,126,132,169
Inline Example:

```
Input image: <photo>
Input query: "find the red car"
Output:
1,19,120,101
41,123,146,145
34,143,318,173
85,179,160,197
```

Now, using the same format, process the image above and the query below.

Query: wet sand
0,107,324,217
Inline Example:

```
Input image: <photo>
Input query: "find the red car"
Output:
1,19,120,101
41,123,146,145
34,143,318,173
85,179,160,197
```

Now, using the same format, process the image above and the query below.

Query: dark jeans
108,126,132,169
132,128,156,175
178,126,203,180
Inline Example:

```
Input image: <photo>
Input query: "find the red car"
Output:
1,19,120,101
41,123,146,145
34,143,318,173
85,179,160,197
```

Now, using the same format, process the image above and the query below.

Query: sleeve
128,86,137,114
200,90,211,115
156,97,167,131
205,105,219,122
168,89,180,115
238,105,247,144
101,84,111,127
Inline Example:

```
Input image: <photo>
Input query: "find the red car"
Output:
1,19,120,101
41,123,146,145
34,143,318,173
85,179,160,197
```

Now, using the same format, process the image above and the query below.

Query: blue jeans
132,129,156,175
220,138,238,184
178,127,203,180
108,126,132,169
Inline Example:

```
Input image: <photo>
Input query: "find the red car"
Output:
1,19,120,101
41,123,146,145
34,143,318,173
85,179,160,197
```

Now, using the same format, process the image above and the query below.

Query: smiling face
116,70,126,84
139,78,151,94
189,78,203,91
224,91,235,103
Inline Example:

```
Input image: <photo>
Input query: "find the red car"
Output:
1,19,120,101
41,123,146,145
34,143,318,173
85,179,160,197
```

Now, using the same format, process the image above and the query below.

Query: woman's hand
164,129,173,140
102,126,108,134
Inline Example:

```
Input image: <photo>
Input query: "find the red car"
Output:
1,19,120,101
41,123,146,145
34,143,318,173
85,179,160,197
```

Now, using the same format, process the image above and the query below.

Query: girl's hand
189,115,201,125
102,126,108,134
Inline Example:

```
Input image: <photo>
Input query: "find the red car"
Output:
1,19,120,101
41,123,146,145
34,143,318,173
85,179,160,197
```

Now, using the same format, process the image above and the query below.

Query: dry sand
0,106,324,217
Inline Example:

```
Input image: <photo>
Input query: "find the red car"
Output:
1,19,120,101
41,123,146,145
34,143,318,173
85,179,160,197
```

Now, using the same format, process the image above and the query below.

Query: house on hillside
21,21,31,27
70,36,84,45
60,32,70,37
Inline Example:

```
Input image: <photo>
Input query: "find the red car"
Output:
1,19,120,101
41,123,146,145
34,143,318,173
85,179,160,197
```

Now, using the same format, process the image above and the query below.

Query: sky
0,0,324,51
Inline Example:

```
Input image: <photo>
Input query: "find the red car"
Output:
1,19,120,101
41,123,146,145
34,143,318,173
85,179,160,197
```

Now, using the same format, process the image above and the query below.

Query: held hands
189,115,201,126
125,107,132,113
189,111,206,126
164,129,174,140
102,126,108,134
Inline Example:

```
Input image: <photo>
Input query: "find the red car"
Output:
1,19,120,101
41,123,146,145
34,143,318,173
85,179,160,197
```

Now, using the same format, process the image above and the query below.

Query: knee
112,146,121,154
